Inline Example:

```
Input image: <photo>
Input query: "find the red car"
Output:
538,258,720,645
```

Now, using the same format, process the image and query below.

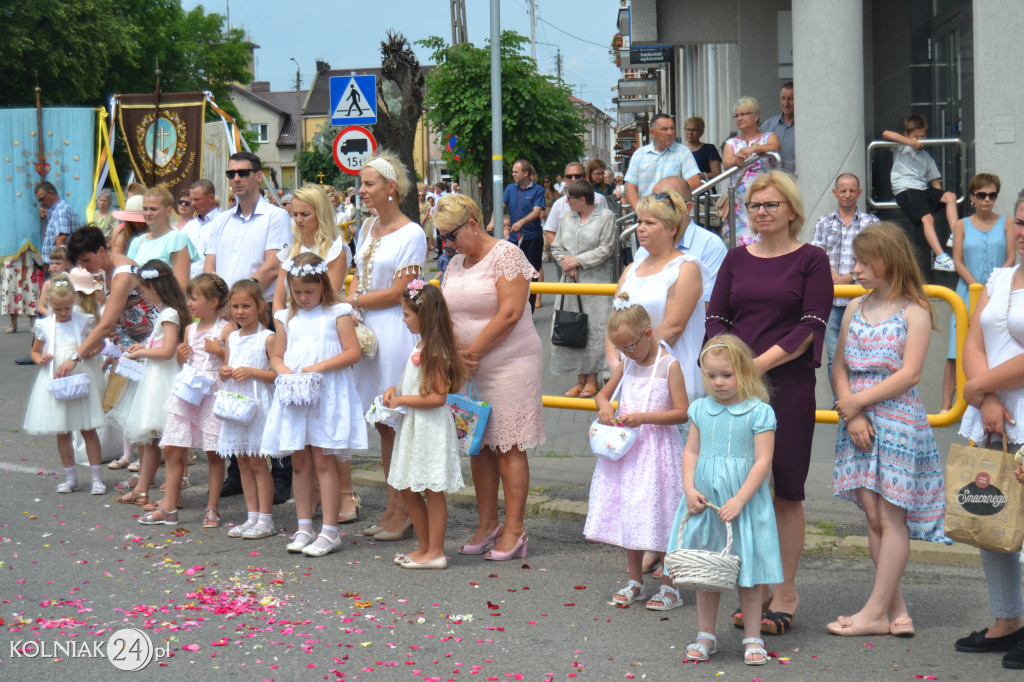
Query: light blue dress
948,216,1006,358
667,397,783,588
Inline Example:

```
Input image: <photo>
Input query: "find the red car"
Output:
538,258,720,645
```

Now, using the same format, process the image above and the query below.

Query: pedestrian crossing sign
330,75,377,126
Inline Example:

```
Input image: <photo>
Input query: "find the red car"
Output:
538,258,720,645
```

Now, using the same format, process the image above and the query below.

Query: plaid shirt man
811,209,879,306
41,198,79,263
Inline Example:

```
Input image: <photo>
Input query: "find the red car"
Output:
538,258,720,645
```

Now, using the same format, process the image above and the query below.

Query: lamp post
290,56,302,187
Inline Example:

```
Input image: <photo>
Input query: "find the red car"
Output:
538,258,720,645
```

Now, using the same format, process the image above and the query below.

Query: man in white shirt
183,179,221,279
204,152,291,303
543,162,609,245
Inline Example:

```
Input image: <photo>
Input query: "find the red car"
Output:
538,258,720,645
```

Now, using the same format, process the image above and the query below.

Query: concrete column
974,0,1024,219
792,0,865,238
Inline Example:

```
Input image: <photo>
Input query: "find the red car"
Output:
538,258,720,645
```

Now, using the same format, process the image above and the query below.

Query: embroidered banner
0,107,96,259
117,92,205,192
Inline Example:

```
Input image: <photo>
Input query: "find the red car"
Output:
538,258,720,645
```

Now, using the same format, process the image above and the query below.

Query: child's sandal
645,585,684,611
685,632,718,662
742,637,769,665
202,508,221,528
609,579,647,606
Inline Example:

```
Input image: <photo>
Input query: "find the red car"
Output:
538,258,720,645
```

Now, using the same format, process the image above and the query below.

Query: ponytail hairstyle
48,273,76,307
229,278,269,328
699,334,770,403
402,280,467,395
606,292,652,338
135,259,190,341
187,273,230,316
284,252,337,320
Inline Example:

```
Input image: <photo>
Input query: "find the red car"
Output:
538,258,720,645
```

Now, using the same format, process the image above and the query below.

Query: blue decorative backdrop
0,108,95,259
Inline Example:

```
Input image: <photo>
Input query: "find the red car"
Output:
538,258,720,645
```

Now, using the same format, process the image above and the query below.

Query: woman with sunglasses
722,97,780,245
174,190,195,231
433,193,545,561
942,174,1015,411
706,170,832,636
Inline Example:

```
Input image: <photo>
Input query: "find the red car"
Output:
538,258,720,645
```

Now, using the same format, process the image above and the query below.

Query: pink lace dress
441,239,546,453
160,319,228,451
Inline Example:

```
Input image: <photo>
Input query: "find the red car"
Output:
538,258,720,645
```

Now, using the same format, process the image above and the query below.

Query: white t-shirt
543,193,609,233
206,197,291,300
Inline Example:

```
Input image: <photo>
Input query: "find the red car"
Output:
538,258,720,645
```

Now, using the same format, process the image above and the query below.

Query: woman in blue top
942,173,1014,411
128,186,199,293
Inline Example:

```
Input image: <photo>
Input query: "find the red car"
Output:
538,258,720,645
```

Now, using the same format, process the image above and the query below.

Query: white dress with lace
216,326,275,457
351,218,427,412
386,348,464,493
276,237,351,295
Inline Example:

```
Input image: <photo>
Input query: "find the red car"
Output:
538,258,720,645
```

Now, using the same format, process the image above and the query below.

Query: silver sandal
609,579,647,606
742,636,769,665
686,632,718,661
646,584,684,611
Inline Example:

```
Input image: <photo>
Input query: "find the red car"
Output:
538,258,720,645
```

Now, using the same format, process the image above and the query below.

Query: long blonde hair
700,334,770,403
852,222,935,326
283,184,338,260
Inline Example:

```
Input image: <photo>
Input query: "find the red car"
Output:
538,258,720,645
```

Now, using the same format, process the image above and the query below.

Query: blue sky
183,0,622,115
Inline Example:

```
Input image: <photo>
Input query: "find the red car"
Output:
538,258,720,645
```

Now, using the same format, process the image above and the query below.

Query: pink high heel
485,532,528,561
458,524,503,555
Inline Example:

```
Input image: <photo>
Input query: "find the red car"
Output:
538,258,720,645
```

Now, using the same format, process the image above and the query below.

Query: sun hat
68,267,103,293
112,194,145,222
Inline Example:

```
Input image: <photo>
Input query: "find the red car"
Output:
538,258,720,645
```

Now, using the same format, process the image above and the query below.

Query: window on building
250,123,269,144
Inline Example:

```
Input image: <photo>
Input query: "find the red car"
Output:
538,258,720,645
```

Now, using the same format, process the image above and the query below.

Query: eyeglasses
733,111,756,119
652,192,673,202
973,191,999,200
440,221,468,243
614,332,646,354
745,201,789,213
225,169,255,179
564,173,583,180
178,199,191,206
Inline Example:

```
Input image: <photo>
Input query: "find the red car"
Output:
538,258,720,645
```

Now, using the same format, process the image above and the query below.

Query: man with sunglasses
810,172,879,390
623,114,701,212
542,162,610,245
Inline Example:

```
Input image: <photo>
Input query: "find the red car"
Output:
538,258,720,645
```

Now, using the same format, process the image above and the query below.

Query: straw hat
112,194,145,222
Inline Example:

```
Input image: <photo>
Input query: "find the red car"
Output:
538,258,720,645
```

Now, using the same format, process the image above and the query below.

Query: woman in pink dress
435,193,546,561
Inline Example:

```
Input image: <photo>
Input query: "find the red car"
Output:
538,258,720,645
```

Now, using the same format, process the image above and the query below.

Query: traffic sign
329,75,377,126
333,126,377,176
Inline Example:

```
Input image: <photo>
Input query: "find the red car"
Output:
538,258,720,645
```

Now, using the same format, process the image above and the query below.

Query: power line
536,16,608,49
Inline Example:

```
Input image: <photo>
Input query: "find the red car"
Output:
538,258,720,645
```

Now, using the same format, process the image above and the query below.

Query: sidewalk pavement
356,260,980,567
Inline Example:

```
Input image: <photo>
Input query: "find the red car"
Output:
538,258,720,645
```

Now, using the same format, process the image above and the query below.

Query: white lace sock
90,465,103,484
320,524,339,541
258,513,274,527
64,466,78,485
247,511,259,525
297,518,314,535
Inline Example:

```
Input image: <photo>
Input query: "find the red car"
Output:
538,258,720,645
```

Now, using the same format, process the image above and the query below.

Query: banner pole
34,85,46,249
152,61,162,187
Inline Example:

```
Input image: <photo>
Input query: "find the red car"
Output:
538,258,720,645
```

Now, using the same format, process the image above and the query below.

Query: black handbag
551,277,589,348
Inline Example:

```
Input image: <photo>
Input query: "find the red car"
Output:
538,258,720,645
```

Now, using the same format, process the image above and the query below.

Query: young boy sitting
882,115,959,271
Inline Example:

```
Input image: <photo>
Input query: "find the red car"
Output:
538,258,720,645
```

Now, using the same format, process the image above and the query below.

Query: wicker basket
663,502,741,592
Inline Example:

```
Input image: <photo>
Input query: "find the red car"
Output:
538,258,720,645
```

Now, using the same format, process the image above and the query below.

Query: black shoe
273,485,291,506
15,356,34,365
955,627,1024,653
220,478,243,497
1005,641,1024,668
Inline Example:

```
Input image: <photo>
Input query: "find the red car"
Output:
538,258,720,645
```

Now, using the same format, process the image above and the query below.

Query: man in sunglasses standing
623,114,701,212
204,151,292,502
543,162,610,245
810,172,878,392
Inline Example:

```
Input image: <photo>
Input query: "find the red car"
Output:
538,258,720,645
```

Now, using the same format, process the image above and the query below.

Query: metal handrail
617,151,782,250
866,138,967,210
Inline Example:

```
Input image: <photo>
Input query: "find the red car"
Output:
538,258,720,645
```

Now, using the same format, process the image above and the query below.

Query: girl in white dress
139,274,230,527
219,279,277,540
263,253,367,557
108,260,190,508
384,280,467,570
23,275,107,494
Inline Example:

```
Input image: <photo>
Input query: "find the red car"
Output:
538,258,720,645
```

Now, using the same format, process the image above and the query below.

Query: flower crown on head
283,258,328,277
137,268,160,281
406,279,426,303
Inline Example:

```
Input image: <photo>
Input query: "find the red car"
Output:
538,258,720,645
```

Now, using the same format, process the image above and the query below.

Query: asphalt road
0,280,1017,681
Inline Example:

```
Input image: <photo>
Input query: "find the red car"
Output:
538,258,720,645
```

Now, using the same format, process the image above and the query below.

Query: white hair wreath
285,260,328,277
138,268,160,280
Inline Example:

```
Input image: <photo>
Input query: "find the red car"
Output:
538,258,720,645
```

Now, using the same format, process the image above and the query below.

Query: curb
351,470,982,568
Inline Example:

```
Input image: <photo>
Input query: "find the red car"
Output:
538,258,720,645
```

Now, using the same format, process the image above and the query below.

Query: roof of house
304,64,434,117
230,83,308,147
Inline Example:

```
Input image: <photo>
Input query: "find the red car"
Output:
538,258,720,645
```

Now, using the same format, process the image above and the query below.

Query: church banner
0,107,96,260
117,92,205,192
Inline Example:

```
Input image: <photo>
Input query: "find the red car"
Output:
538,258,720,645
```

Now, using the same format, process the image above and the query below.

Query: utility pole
290,57,301,187
529,0,536,62
450,0,468,45
556,48,563,86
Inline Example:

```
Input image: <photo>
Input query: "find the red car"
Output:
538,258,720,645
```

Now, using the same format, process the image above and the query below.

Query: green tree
419,31,586,223
296,121,348,188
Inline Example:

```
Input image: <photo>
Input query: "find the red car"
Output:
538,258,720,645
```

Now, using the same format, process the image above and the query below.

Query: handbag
447,380,492,456
353,309,378,360
275,312,326,407
47,316,91,402
551,276,588,349
214,380,260,424
945,434,1024,553
170,325,216,406
114,357,145,381
588,343,663,461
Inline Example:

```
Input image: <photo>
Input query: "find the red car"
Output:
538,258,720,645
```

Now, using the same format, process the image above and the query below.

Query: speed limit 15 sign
333,126,378,176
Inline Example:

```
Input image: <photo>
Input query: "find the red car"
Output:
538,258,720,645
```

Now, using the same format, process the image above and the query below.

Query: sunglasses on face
564,173,583,180
225,169,255,179
178,199,191,206
440,221,468,243
973,191,998,200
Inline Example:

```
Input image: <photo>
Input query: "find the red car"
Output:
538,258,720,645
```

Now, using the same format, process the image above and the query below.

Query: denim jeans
980,548,1024,619
825,304,846,397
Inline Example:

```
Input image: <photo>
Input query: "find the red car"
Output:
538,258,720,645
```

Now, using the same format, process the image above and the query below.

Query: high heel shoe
373,517,412,541
485,532,528,561
458,524,504,555
337,491,361,524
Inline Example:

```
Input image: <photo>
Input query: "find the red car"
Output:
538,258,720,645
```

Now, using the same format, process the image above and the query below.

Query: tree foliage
419,31,587,222
296,121,348,189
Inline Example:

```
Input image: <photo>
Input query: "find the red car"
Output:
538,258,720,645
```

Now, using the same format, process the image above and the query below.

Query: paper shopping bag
945,435,1024,553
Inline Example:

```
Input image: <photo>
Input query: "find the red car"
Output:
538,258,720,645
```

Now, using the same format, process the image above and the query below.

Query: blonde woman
127,186,198,292
723,97,780,245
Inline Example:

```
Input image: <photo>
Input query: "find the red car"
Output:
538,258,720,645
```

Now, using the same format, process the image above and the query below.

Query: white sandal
610,579,647,606
646,584,684,611
742,637,769,665
686,632,718,661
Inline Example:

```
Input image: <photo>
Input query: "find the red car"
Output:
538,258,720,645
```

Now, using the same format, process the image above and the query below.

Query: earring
388,195,394,202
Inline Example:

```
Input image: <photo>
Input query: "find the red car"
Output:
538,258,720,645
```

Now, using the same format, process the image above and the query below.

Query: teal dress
948,216,1006,358
667,397,783,588
127,229,199,268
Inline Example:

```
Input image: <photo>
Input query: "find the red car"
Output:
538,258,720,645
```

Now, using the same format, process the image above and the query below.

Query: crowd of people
15,96,1024,669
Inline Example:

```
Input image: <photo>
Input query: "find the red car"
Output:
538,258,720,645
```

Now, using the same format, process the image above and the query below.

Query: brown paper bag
102,372,129,412
945,435,1024,553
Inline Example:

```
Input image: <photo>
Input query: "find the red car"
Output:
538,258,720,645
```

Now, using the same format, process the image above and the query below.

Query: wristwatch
70,351,81,363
